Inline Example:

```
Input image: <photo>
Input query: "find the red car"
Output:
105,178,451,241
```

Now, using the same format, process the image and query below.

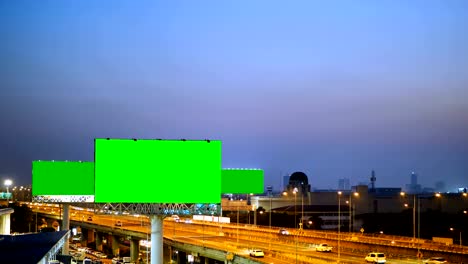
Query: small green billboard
32,160,94,202
221,168,264,194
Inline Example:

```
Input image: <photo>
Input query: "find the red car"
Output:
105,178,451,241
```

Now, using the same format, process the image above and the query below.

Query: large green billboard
94,139,222,203
221,169,264,194
32,161,94,202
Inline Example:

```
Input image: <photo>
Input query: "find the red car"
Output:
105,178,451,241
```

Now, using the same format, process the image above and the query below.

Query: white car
249,249,264,258
315,243,333,252
365,252,386,263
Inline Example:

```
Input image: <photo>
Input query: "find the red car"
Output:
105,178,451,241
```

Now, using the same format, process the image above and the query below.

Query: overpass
33,204,468,264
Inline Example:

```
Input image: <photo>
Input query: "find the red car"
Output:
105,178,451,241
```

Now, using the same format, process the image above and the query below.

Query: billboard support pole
150,214,163,264
62,204,70,255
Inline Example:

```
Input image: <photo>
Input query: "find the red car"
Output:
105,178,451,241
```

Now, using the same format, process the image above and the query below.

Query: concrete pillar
112,235,120,257
177,251,186,264
167,246,172,263
96,232,103,251
254,210,257,226
199,256,209,264
62,204,70,255
0,213,11,235
81,228,88,247
130,238,139,262
150,215,163,264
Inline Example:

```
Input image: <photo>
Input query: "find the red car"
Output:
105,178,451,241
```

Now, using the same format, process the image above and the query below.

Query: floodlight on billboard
221,168,264,194
32,160,94,203
94,138,222,203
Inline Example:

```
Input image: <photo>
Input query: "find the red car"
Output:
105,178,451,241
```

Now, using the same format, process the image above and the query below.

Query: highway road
30,203,467,264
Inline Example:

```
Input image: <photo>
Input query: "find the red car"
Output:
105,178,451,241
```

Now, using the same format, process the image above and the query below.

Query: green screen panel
94,139,222,203
32,161,94,196
221,169,264,194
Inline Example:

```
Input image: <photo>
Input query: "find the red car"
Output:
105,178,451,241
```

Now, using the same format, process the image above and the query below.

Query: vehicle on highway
423,257,448,263
249,249,264,258
279,229,289,235
184,218,193,224
122,256,132,263
170,215,180,222
71,251,86,261
111,257,121,264
94,252,108,259
365,252,386,263
315,243,333,252
115,220,122,227
83,258,93,264
87,216,93,221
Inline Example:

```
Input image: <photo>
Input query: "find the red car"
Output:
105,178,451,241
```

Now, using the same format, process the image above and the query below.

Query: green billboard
94,139,222,203
32,161,94,200
221,168,264,194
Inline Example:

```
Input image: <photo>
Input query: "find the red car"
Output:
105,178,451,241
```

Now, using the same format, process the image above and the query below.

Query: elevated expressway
32,204,468,264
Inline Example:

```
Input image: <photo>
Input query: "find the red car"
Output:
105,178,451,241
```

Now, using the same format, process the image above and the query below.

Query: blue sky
1,0,467,191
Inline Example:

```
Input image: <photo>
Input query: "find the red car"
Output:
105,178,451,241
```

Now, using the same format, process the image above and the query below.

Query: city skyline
1,1,467,190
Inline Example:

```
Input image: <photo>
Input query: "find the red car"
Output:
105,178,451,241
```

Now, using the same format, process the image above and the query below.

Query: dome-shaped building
286,171,311,196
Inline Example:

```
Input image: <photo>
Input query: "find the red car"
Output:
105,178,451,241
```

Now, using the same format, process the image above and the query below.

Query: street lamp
400,192,416,243
268,188,272,230
338,191,342,262
301,189,304,230
4,179,12,203
348,192,359,232
293,187,298,229
450,227,462,246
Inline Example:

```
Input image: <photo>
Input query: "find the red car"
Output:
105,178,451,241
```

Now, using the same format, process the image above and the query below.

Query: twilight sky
1,0,467,191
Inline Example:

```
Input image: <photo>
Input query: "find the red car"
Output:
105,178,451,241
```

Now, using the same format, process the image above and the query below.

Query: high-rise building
338,178,350,190
282,175,290,191
411,171,417,185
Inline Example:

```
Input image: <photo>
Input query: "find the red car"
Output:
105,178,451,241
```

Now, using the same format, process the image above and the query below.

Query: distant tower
406,171,422,194
411,171,417,185
370,170,376,191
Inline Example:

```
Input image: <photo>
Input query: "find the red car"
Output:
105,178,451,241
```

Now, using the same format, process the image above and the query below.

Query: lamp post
338,191,342,262
267,187,272,230
450,228,462,246
293,188,298,263
268,188,272,251
348,192,359,232
401,191,423,259
237,203,239,244
4,179,12,203
293,187,298,229
301,190,304,230
400,192,417,243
